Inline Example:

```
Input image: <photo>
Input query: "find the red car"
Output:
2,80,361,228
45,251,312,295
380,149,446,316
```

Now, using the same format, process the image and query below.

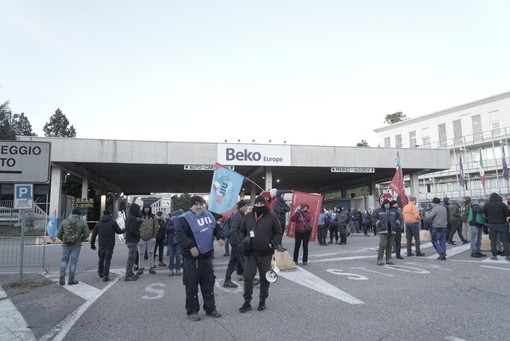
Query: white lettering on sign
331,167,375,173
184,165,234,171
217,144,291,166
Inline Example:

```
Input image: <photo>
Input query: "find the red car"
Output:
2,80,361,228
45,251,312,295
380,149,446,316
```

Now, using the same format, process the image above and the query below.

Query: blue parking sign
14,184,33,209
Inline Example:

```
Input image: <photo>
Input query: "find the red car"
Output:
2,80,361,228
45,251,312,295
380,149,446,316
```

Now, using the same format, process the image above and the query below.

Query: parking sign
14,184,33,209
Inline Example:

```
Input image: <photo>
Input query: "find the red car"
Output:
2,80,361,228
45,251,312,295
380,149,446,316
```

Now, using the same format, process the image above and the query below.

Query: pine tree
0,101,16,140
43,108,77,137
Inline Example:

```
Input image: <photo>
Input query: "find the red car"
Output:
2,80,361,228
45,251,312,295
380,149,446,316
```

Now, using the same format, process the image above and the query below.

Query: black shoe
416,252,425,257
462,240,469,244
239,302,252,313
302,262,307,265
124,275,138,281
103,276,110,282
253,279,260,286
437,255,446,261
396,255,403,259
450,241,457,245
490,256,498,260
98,272,104,278
498,250,505,256
476,252,487,257
206,310,221,318
257,301,266,311
407,253,415,257
223,280,238,288
328,241,333,244
59,275,65,286
68,280,79,285
471,253,482,258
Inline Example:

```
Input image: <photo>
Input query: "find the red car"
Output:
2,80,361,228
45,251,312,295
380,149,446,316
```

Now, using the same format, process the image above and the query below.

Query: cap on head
72,208,81,215
432,197,441,204
254,196,266,205
381,199,391,207
237,200,247,209
190,195,204,207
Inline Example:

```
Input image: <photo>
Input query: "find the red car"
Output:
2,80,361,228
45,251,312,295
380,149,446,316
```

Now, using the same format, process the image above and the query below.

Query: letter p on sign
14,184,33,209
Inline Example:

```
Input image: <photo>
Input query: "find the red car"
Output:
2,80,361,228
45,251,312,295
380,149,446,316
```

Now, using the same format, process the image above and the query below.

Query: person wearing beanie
90,210,125,282
175,195,224,321
239,195,283,313
390,200,404,259
425,197,448,260
55,207,89,285
371,199,401,265
290,203,312,265
224,200,249,288
271,190,290,252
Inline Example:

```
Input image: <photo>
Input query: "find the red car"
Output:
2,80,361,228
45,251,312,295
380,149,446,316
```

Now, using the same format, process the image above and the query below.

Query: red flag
287,191,323,242
389,152,407,207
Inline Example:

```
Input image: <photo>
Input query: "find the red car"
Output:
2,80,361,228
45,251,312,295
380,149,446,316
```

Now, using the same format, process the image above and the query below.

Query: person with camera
290,203,312,265
239,196,282,313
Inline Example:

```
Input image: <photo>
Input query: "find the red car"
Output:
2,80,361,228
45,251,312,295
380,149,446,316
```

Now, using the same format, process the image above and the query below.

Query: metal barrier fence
0,235,47,278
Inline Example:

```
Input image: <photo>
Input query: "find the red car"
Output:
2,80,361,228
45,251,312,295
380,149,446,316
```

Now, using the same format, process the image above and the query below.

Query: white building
374,92,510,200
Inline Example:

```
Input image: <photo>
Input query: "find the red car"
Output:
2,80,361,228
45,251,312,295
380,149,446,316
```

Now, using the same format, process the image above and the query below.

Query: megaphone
265,270,278,283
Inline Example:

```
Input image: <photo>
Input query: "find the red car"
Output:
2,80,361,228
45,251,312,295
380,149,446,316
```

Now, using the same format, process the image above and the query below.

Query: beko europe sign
217,144,291,166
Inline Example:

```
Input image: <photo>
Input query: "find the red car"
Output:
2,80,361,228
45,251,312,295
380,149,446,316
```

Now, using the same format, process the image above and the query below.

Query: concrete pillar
265,167,273,191
113,193,121,219
250,186,257,205
409,173,420,198
49,165,62,218
100,194,106,216
81,177,89,199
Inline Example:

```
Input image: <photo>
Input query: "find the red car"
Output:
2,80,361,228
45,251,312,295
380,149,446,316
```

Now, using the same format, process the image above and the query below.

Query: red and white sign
379,193,394,205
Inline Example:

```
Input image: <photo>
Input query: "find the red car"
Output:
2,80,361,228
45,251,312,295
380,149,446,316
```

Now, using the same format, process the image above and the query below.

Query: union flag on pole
502,145,509,181
479,149,485,187
458,156,465,188
389,151,407,206
208,163,244,214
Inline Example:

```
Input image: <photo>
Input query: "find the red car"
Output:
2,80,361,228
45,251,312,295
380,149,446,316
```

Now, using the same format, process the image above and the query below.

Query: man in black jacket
483,193,510,261
90,210,124,282
224,200,248,288
175,195,224,321
239,196,282,313
272,190,290,252
124,203,141,281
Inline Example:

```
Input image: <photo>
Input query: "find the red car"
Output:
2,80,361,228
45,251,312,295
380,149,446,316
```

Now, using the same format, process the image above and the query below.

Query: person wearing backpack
483,193,510,261
55,208,89,285
468,198,488,258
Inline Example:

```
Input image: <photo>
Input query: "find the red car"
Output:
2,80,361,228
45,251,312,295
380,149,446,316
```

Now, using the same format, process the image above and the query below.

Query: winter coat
290,204,312,233
371,207,401,234
240,210,282,256
228,209,245,245
272,192,290,221
483,193,510,225
425,203,448,228
91,214,123,247
124,203,141,243
460,197,472,222
450,203,461,222
139,206,159,241
56,214,89,246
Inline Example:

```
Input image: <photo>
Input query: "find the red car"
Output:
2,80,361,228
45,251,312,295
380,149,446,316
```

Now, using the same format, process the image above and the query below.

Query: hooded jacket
91,214,124,247
125,203,141,243
371,199,401,234
139,206,159,241
272,190,290,221
483,193,510,225
460,197,472,222
290,204,312,233
240,208,283,256
228,208,245,245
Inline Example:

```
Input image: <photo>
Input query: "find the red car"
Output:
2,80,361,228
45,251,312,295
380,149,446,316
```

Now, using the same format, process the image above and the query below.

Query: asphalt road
1,233,510,341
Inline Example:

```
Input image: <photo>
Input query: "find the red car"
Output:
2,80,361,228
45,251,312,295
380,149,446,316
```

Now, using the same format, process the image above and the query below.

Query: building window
453,119,463,145
409,131,417,147
438,123,447,148
491,121,501,136
422,127,430,148
472,114,482,142
384,137,390,148
395,134,402,148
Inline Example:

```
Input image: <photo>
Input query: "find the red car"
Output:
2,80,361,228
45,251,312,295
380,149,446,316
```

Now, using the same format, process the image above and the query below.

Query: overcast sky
1,0,509,147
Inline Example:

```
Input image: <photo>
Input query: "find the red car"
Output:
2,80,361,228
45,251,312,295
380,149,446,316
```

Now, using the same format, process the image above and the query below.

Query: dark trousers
279,219,286,237
329,225,338,242
153,238,165,262
339,224,347,243
394,228,402,256
225,244,244,280
293,231,311,263
318,226,328,245
243,254,272,302
362,223,370,235
182,257,216,315
98,244,114,276
125,242,138,276
489,224,509,257
406,223,421,254
448,220,467,243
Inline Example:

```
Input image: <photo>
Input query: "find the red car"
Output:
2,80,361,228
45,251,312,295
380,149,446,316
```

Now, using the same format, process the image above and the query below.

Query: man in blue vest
175,195,225,321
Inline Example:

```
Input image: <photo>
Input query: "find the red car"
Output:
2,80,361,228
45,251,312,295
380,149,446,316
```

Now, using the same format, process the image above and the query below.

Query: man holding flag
389,152,407,207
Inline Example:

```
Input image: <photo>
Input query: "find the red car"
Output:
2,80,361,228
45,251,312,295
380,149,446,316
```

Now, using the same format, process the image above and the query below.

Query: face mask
253,206,267,215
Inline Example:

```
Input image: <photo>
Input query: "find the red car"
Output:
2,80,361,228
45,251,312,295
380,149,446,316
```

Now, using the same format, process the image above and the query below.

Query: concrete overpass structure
9,136,450,216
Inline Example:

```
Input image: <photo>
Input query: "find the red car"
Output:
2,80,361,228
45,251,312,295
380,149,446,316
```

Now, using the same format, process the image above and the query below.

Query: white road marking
44,272,101,301
384,265,430,274
278,266,364,304
142,283,165,299
480,265,510,271
0,287,36,341
350,267,395,277
426,243,471,259
445,336,467,341
39,271,124,341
